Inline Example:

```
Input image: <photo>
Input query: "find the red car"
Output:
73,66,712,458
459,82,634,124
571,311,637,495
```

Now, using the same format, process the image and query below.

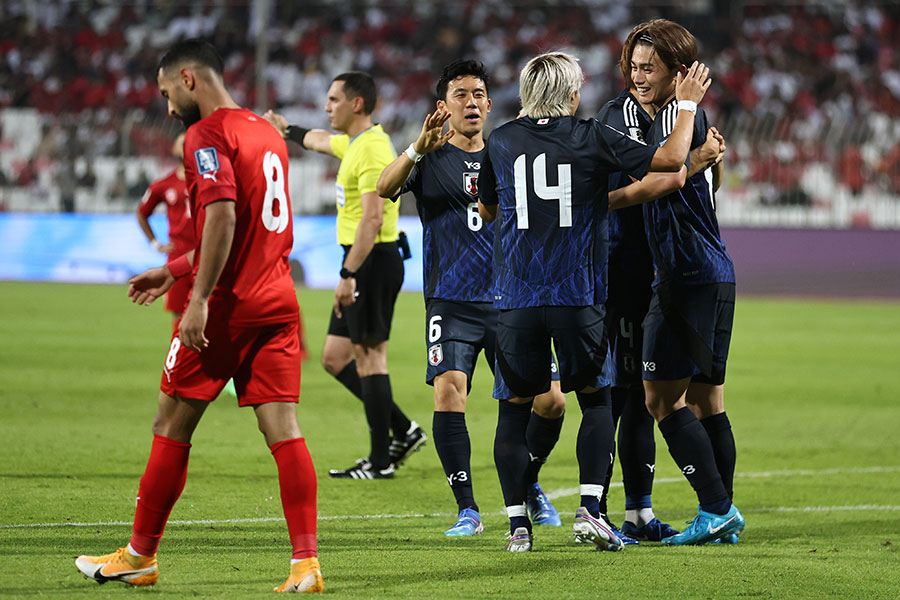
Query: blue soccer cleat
573,508,624,552
622,517,680,542
444,508,484,537
606,517,639,546
709,533,739,544
526,483,562,526
662,504,745,546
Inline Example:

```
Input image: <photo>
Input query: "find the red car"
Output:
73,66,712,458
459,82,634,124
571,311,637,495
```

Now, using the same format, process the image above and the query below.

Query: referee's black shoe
328,458,395,479
389,422,428,466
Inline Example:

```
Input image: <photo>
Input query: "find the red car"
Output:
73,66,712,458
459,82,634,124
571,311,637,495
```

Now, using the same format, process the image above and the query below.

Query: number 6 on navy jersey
513,153,572,230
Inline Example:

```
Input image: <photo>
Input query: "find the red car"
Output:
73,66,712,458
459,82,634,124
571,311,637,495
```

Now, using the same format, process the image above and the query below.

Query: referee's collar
348,123,384,146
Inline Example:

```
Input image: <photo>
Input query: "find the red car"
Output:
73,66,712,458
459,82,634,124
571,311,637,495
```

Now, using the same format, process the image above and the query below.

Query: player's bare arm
608,168,688,211
136,211,173,254
376,109,453,199
687,127,726,179
648,62,711,172
128,249,195,306
180,200,236,352
263,110,337,157
333,191,383,318
478,199,497,223
710,127,726,192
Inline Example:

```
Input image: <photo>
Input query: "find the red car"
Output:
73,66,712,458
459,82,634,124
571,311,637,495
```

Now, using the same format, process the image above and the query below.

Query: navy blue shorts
641,282,735,384
425,300,558,400
425,300,496,392
495,305,611,397
606,284,651,387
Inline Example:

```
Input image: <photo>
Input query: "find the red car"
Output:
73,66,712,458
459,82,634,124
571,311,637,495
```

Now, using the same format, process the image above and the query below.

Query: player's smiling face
157,67,202,128
630,44,678,107
439,76,491,138
325,81,357,133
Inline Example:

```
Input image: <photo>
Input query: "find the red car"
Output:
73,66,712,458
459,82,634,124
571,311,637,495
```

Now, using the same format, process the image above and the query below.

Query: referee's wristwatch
340,267,356,279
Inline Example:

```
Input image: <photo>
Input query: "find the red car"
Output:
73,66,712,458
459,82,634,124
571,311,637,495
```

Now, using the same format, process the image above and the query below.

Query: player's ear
352,95,365,115
485,97,492,113
436,99,445,111
179,67,196,91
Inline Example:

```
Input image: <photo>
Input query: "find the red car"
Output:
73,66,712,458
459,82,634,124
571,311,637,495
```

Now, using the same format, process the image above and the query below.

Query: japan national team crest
463,172,479,197
428,343,443,366
194,147,220,182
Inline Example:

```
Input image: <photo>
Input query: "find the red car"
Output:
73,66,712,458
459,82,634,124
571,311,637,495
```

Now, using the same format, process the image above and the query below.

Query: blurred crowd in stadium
1,1,899,223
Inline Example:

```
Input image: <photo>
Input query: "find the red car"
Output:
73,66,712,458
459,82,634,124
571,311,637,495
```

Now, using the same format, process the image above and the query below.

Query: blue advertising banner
0,214,426,292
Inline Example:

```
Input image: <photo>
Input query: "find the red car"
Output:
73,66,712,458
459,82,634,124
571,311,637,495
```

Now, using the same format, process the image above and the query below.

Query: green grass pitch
1,281,898,598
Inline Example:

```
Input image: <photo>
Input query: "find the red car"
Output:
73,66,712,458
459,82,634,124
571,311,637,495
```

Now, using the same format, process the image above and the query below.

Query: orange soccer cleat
75,547,158,586
274,557,323,593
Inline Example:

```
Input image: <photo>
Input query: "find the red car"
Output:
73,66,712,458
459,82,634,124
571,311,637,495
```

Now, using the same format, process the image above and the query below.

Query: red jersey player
75,39,322,593
136,133,196,326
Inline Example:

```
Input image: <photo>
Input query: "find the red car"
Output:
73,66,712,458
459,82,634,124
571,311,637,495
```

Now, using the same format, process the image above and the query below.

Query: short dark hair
436,60,490,100
158,38,224,77
333,72,377,115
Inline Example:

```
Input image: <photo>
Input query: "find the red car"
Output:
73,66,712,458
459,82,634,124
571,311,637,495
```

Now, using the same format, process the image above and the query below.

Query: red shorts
165,276,192,315
160,317,301,406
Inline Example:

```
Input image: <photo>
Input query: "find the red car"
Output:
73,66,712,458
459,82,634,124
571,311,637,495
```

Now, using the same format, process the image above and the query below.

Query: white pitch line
3,465,899,530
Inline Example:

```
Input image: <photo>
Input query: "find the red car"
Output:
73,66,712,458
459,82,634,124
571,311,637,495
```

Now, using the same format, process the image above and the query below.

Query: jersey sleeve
478,141,498,206
329,134,349,160
137,182,163,217
596,121,656,181
692,107,711,150
185,127,237,210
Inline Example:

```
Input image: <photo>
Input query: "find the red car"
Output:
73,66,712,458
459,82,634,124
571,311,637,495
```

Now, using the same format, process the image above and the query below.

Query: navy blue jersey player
596,90,675,544
478,51,708,552
377,60,567,537
606,19,744,546
597,86,724,543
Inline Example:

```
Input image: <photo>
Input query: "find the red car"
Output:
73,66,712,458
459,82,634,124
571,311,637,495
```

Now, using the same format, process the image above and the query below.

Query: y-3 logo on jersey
464,161,480,170
643,361,656,372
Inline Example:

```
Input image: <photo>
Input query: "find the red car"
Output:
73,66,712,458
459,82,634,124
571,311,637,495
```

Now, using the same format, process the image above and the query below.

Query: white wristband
405,143,424,163
677,100,697,114
151,239,163,251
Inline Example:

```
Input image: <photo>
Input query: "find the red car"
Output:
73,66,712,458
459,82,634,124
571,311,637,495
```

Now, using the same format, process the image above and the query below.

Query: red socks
130,434,191,556
270,437,318,560
128,434,317,560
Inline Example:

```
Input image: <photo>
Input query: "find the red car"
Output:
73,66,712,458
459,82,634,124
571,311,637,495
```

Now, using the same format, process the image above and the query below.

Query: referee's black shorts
328,241,404,345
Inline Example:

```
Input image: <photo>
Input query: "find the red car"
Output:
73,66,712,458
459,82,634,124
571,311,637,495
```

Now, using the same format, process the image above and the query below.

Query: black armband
340,267,356,279
286,125,310,148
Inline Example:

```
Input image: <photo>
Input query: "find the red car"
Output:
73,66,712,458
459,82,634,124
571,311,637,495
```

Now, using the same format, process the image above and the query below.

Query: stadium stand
1,1,898,226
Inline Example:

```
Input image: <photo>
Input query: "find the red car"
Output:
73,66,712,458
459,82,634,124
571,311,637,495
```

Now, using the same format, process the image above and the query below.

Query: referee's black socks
360,374,393,469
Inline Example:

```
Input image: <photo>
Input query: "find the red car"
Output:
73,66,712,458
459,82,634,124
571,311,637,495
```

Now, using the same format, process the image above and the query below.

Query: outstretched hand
127,266,176,306
413,109,454,155
674,61,712,105
263,110,290,139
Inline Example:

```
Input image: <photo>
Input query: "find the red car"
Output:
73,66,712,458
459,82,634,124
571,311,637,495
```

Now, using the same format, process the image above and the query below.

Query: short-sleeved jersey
479,115,657,309
402,143,492,302
597,91,655,294
184,107,298,326
642,100,735,285
330,124,399,245
138,170,195,257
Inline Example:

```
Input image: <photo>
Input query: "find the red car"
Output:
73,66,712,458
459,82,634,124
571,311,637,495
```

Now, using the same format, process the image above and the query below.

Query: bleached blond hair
519,51,584,118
